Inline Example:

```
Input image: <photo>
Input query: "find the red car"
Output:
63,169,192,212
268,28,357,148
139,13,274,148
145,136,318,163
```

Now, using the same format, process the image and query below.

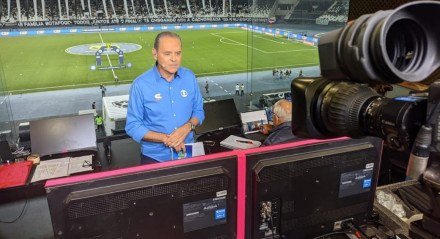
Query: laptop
240,110,269,142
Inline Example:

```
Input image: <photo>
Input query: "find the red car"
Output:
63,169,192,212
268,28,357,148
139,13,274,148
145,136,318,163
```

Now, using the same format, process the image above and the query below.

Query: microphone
406,125,432,180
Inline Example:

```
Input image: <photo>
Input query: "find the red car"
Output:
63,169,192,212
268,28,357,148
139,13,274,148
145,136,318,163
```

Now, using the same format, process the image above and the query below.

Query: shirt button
170,87,172,90
173,114,176,117
172,100,174,103
174,127,177,130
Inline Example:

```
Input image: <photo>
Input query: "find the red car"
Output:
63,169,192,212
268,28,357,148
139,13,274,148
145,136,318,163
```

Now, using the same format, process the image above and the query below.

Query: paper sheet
68,155,94,175
188,142,205,157
31,157,70,182
220,135,261,149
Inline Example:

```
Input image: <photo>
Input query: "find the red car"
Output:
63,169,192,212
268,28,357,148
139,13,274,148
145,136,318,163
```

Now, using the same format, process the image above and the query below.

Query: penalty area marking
211,33,316,54
219,38,242,45
253,34,286,44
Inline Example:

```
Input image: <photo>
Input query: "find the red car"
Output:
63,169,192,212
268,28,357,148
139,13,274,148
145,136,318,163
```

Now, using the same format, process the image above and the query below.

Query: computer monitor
30,114,97,157
195,98,241,135
245,137,382,238
46,155,238,239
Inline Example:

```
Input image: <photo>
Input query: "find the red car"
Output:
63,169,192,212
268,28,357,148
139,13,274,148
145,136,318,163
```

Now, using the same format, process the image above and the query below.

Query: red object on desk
0,161,33,189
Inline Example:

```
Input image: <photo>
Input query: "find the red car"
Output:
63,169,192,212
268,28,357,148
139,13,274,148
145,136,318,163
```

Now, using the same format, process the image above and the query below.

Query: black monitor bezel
46,155,238,239
30,114,97,157
245,137,382,238
195,98,241,135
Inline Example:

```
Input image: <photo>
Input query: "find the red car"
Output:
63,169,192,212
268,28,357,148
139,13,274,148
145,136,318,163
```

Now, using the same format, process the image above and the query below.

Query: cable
0,195,29,223
267,216,275,239
366,211,397,239
311,231,348,239
12,147,24,155
342,220,369,239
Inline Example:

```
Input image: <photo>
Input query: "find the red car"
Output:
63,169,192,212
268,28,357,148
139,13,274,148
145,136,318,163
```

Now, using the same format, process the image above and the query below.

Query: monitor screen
195,98,241,135
240,110,268,134
46,155,238,239
245,137,382,238
30,114,97,157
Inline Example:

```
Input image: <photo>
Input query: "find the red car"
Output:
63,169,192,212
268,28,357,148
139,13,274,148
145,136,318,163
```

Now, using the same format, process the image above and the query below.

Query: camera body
291,1,440,152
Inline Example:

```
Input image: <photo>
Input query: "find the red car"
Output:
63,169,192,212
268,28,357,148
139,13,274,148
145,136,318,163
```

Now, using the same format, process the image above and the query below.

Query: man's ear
272,114,278,126
152,48,157,60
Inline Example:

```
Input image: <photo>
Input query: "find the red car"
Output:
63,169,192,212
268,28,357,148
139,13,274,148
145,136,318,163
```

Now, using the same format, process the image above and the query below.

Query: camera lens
316,81,426,150
318,81,380,136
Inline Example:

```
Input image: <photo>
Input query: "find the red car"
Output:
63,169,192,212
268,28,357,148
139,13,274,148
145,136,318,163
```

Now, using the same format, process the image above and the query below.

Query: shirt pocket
143,94,169,122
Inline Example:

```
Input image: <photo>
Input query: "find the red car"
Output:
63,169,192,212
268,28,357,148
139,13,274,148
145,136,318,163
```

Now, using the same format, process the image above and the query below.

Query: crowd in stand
0,0,272,22
0,0,348,25
315,0,348,24
289,0,334,20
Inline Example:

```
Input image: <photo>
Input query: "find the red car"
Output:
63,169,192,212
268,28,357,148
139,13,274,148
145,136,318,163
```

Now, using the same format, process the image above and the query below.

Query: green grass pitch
0,28,319,93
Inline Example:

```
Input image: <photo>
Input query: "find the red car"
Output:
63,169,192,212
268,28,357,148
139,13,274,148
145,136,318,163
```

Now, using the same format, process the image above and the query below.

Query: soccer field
0,28,319,93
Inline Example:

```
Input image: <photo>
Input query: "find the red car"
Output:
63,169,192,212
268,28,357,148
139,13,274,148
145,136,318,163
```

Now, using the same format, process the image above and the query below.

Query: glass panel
0,0,349,161
248,0,349,110
0,55,15,143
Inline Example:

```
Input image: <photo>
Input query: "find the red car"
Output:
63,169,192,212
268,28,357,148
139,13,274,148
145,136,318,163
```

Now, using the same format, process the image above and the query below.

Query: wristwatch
188,122,196,131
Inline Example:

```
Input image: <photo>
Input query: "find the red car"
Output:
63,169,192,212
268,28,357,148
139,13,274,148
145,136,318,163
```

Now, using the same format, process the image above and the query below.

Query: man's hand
172,142,186,155
164,123,191,149
259,124,273,135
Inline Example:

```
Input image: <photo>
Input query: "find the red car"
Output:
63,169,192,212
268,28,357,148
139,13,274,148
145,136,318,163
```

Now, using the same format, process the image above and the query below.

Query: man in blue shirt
126,31,205,163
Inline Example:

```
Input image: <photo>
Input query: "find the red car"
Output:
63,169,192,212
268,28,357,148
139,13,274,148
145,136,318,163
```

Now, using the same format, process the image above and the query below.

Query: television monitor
46,155,238,239
30,114,97,157
245,137,382,238
195,98,241,135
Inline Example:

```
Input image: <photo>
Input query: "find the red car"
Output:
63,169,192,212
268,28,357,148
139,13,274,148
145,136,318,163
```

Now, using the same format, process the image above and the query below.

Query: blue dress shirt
125,66,205,162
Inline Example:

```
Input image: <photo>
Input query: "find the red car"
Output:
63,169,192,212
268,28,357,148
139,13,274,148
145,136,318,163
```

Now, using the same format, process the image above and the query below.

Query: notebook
240,110,268,142
220,135,261,149
171,142,205,160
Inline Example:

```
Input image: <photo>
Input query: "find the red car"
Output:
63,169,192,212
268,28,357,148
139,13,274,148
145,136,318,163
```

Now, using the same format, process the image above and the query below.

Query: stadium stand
315,0,348,26
0,0,349,27
0,0,275,24
286,0,334,24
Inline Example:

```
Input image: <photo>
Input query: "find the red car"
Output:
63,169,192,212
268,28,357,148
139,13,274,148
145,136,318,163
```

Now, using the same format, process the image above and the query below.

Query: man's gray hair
273,99,292,122
153,31,181,50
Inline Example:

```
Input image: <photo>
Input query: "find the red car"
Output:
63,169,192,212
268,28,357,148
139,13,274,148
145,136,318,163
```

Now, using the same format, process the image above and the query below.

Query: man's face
152,36,182,78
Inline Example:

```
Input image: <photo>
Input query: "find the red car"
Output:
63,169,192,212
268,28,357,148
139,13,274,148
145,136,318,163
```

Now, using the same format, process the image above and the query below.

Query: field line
253,34,285,44
6,63,317,93
210,33,267,53
196,62,317,76
98,33,117,79
212,32,316,54
6,80,133,93
263,49,316,54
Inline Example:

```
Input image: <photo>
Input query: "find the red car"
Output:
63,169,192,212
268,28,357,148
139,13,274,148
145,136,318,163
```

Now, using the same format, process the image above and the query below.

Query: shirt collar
272,121,292,132
153,64,181,83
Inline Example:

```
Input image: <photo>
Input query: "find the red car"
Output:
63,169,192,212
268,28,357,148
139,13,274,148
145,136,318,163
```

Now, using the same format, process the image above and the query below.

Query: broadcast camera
292,1,440,151
291,1,440,237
